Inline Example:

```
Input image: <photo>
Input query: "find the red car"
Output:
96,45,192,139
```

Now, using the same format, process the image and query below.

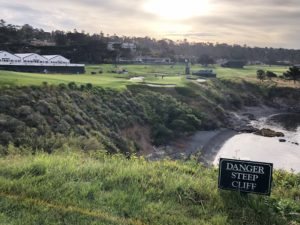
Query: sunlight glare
143,0,212,20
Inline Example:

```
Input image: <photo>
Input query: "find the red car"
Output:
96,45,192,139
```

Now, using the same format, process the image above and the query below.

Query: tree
266,71,277,80
198,54,215,66
256,69,266,82
283,66,300,84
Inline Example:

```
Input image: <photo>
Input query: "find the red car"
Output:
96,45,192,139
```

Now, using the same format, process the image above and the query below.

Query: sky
1,0,300,49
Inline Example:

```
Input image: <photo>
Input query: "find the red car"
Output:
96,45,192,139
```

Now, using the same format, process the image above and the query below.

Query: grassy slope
0,64,299,225
0,151,299,225
0,64,290,89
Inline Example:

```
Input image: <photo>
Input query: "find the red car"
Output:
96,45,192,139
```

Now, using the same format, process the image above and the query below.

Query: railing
0,61,85,67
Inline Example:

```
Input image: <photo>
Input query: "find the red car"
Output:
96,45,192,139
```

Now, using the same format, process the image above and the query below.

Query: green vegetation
284,66,300,84
0,64,299,225
2,20,300,65
0,151,299,225
0,83,211,154
0,64,289,89
256,69,266,82
0,71,299,155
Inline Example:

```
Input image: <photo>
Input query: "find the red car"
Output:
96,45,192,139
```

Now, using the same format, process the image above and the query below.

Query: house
15,53,48,64
0,51,21,63
30,39,55,47
108,42,136,51
221,60,246,68
107,42,120,51
192,69,217,78
121,43,136,51
43,55,70,64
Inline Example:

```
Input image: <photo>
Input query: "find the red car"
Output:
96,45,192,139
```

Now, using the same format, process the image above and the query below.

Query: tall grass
0,151,299,225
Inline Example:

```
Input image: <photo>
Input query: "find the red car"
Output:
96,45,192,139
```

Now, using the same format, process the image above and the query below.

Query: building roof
0,51,20,57
15,53,35,58
42,55,69,61
15,53,48,60
43,55,59,60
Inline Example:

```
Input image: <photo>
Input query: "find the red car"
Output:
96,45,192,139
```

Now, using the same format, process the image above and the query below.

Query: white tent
15,53,48,63
43,55,70,64
0,51,21,63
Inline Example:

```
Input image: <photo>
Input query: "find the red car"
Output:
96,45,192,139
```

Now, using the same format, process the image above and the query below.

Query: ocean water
214,113,300,172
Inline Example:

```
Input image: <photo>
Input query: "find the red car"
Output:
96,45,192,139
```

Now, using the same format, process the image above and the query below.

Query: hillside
0,151,299,225
0,70,299,156
0,66,300,224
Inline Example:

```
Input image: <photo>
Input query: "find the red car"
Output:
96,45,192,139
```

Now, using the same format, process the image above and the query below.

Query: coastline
145,106,299,164
145,128,237,163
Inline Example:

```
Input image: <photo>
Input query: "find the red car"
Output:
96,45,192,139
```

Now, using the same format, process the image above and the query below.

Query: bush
175,87,196,97
152,124,173,145
68,82,77,90
86,83,93,89
266,71,278,79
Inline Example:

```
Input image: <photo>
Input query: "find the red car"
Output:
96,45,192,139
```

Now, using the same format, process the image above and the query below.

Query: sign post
218,158,273,195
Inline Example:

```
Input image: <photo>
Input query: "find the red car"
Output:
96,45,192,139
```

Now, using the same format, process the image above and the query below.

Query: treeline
1,19,300,64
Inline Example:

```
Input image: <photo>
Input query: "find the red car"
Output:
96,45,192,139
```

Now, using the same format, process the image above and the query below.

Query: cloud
167,32,216,37
0,0,299,48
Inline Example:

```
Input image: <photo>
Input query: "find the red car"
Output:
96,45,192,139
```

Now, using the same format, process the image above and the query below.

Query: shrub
175,87,196,97
58,83,67,90
16,105,33,117
68,82,77,90
86,83,93,89
152,124,173,145
266,71,278,79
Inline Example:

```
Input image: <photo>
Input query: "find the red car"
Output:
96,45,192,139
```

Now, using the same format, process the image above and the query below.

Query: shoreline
145,106,299,164
197,129,238,165
145,128,237,162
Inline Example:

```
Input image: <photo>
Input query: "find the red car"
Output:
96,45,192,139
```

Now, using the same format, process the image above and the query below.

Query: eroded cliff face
0,80,299,155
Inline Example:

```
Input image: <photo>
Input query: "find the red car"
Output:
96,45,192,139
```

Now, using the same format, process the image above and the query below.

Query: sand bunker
145,84,176,87
197,79,207,83
129,76,144,82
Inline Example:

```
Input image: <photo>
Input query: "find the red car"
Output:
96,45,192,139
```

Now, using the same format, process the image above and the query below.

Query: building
0,51,85,74
0,51,21,63
107,42,136,51
136,56,172,64
221,60,246,68
43,55,70,64
30,39,55,47
107,42,119,51
192,69,217,78
15,53,48,64
121,43,136,51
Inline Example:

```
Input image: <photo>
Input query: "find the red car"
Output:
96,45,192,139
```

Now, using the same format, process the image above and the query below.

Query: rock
239,125,259,133
242,113,256,120
275,132,285,137
279,139,286,142
254,128,285,137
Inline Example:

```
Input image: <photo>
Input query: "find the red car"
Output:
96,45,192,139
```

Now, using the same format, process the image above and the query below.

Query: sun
143,0,212,20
